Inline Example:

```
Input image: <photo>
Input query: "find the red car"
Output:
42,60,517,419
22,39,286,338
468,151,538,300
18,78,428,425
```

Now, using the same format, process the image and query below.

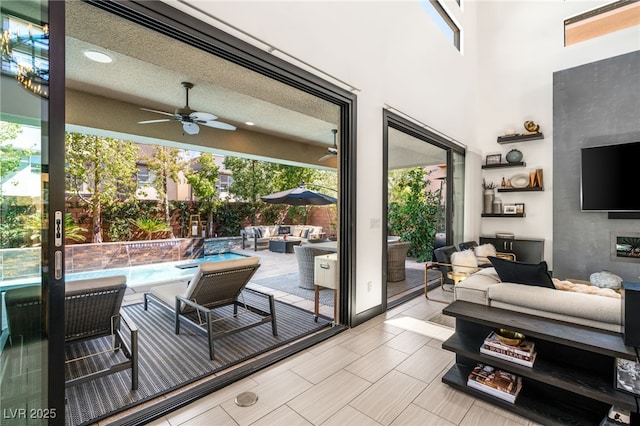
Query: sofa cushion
488,283,622,329
489,256,554,289
454,268,501,305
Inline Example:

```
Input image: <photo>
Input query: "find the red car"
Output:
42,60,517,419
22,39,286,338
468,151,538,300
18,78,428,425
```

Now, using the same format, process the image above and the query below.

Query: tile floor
130,293,541,426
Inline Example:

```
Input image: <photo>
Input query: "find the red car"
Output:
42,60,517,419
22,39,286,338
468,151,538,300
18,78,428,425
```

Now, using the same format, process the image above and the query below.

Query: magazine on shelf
467,363,523,403
480,345,537,367
483,331,535,358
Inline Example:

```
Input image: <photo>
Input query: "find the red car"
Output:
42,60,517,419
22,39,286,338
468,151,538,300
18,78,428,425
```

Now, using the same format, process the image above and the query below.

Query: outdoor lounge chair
143,256,277,360
5,275,138,390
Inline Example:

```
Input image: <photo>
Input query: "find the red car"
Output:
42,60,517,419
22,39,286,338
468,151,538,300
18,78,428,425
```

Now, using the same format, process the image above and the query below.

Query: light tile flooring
135,294,541,426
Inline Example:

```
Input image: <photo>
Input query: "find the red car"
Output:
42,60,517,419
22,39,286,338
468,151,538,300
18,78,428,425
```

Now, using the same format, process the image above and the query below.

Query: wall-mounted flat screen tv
581,141,640,212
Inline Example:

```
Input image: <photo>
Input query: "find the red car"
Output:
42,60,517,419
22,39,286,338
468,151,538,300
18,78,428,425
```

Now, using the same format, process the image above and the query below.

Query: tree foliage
65,132,138,243
145,146,185,237
388,168,441,262
0,122,29,181
186,153,220,237
223,157,273,225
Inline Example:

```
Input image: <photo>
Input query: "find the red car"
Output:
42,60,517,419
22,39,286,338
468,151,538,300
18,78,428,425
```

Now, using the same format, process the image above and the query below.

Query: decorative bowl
510,174,529,188
495,328,525,346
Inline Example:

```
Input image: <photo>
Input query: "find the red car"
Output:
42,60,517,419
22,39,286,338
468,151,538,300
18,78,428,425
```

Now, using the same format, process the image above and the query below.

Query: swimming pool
66,253,248,287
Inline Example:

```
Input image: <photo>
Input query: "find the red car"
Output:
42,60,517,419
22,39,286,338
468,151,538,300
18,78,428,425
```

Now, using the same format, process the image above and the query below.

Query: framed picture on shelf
615,358,640,396
515,203,525,214
503,205,517,214
486,154,502,165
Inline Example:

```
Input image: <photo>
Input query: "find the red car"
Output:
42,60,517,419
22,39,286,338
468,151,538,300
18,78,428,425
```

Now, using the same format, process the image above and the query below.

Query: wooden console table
441,300,639,425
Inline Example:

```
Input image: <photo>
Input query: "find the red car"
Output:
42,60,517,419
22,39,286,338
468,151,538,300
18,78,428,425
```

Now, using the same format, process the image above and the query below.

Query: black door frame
381,110,465,312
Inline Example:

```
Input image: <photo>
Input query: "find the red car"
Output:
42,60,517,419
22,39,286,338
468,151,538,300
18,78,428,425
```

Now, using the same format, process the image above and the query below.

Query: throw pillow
488,256,555,289
450,249,478,274
474,243,497,258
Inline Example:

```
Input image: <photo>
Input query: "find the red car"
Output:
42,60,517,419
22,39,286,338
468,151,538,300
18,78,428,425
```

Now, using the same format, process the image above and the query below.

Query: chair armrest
244,287,272,298
176,295,208,312
496,252,516,261
425,262,484,273
119,310,138,334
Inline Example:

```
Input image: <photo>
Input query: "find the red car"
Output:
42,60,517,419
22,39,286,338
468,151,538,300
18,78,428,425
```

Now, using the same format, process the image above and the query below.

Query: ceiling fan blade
140,107,175,117
182,122,200,135
190,111,217,121
198,120,237,131
138,119,173,124
319,153,334,162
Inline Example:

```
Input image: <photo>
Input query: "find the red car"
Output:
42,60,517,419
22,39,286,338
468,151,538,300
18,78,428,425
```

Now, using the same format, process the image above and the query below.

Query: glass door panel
1,0,52,422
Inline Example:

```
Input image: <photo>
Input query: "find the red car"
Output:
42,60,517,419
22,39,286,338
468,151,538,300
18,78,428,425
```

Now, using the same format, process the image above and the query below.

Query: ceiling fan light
83,50,113,63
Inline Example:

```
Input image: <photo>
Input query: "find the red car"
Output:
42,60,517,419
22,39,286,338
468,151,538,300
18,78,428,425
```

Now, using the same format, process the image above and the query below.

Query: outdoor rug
64,291,330,426
252,272,336,306
252,268,438,305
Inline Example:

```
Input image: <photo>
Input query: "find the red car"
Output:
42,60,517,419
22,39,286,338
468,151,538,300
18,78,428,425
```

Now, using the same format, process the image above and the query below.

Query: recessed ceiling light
83,50,113,63
245,121,255,126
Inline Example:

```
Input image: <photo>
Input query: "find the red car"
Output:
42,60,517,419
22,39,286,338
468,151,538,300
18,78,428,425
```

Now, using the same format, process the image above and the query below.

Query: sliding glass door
1,0,65,423
383,110,465,306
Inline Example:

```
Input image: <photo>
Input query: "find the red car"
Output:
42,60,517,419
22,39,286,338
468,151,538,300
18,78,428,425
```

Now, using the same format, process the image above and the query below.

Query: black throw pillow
488,256,555,289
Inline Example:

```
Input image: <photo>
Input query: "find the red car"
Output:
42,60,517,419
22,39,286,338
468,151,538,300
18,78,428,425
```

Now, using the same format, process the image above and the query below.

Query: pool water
66,253,248,287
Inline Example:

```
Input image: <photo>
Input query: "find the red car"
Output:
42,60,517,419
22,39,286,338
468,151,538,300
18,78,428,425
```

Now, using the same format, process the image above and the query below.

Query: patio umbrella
261,185,337,206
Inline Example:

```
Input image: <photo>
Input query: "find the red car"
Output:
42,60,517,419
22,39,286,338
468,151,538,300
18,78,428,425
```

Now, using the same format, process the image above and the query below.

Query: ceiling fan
138,82,236,135
319,129,338,161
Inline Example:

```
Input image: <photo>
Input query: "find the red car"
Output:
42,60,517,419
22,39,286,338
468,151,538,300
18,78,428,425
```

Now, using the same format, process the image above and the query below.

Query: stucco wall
553,51,640,282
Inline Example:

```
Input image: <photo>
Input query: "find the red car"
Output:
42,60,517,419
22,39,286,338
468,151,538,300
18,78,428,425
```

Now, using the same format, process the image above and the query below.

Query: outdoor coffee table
268,238,301,253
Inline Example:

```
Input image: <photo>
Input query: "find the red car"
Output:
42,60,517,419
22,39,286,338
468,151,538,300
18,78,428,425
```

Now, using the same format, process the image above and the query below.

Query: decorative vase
492,196,502,214
483,189,495,214
506,149,523,163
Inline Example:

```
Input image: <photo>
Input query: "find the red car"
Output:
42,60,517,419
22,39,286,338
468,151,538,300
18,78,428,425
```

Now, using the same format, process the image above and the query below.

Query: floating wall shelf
497,133,544,144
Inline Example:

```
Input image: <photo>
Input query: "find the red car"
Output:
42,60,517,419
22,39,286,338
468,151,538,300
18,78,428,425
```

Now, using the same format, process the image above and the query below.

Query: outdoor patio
122,245,435,321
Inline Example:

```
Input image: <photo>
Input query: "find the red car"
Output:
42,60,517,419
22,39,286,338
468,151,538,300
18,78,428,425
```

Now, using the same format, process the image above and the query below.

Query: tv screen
581,141,640,212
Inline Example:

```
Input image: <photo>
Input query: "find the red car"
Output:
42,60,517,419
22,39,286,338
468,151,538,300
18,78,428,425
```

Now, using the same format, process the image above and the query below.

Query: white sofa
241,225,323,251
454,267,622,333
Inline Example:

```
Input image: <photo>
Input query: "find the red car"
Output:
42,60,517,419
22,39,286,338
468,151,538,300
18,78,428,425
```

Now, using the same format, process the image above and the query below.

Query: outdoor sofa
241,225,324,251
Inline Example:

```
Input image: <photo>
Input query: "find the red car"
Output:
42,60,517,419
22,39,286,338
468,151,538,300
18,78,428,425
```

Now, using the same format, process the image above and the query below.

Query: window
217,174,232,193
565,0,640,46
419,0,461,51
136,164,152,187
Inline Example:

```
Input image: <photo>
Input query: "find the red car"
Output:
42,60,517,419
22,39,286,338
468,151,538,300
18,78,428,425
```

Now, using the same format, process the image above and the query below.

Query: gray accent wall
553,50,640,282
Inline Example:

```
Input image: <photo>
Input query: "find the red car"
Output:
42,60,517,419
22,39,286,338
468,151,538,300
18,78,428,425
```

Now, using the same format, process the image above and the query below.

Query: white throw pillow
451,249,478,273
474,243,497,258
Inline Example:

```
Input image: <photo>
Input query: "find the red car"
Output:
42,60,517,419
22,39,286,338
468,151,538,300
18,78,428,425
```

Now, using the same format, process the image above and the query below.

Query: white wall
475,1,640,269
169,0,638,312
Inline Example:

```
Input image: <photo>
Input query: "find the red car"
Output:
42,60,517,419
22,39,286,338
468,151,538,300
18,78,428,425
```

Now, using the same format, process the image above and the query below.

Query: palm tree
130,217,171,240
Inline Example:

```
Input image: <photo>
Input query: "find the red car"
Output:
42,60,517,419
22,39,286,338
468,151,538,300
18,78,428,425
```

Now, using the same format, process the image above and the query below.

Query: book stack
467,363,523,403
480,331,537,368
